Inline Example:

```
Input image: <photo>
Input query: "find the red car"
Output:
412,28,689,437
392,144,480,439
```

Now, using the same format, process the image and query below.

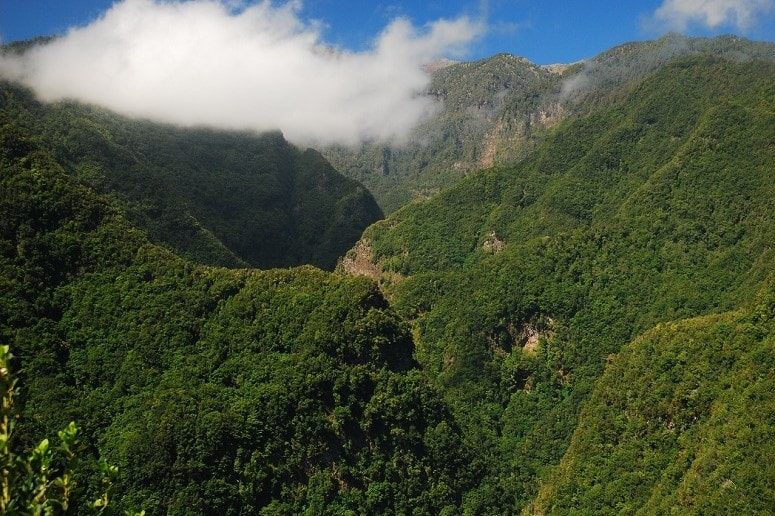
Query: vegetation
0,36,773,513
0,122,472,513
532,284,775,513
351,57,775,511
562,33,775,107
0,344,137,514
0,81,383,269
324,34,774,213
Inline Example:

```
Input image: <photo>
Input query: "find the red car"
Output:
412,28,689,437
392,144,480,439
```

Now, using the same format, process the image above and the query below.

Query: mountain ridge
324,34,775,213
342,55,775,511
0,80,383,269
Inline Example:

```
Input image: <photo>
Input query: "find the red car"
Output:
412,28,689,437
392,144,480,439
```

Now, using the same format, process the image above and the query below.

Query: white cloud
652,0,774,31
0,0,481,145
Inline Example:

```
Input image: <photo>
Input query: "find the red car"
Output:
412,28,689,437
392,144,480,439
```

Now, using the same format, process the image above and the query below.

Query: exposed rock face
482,231,506,254
486,315,555,358
422,58,459,74
478,102,565,169
516,316,555,354
542,62,580,75
340,240,383,280
339,239,404,285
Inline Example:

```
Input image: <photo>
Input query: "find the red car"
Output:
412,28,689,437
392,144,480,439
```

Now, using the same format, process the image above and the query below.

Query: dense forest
1,81,382,269
0,122,475,513
0,34,773,514
345,56,775,511
533,289,774,513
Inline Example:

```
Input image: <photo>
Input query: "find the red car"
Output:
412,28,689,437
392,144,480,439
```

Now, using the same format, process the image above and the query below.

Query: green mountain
0,81,382,270
324,34,775,214
1,36,774,514
343,56,775,511
0,122,474,513
532,287,774,514
323,53,560,212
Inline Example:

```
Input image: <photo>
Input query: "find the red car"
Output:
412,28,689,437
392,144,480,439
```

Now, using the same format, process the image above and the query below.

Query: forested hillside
1,31,773,514
344,57,775,511
533,285,774,513
325,34,774,213
0,122,475,513
0,81,382,269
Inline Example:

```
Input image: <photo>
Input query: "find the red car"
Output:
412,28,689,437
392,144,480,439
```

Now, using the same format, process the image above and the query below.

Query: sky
0,1,772,146
2,0,773,64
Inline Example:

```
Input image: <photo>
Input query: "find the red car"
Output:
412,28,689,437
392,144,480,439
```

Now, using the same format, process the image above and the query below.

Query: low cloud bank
0,0,481,145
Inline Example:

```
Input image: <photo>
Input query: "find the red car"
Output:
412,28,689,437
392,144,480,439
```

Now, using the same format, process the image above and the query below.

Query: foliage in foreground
0,345,143,515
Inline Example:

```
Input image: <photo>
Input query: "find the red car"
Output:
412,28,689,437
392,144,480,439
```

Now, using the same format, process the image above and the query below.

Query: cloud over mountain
0,0,481,145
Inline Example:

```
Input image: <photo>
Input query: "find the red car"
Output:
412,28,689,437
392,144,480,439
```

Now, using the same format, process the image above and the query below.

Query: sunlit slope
532,284,774,514
347,57,775,511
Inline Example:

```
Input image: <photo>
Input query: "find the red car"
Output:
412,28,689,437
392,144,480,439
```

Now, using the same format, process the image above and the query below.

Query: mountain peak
423,58,459,74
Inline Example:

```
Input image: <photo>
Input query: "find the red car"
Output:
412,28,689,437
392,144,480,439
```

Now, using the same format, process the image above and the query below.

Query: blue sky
2,0,774,64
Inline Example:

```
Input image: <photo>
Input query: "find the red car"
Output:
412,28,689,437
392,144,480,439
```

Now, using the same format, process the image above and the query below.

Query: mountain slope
532,285,775,514
323,53,560,212
325,34,774,214
0,80,382,269
2,36,774,514
343,56,775,511
0,123,473,513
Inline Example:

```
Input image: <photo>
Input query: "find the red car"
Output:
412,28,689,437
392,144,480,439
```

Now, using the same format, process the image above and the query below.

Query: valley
0,24,773,515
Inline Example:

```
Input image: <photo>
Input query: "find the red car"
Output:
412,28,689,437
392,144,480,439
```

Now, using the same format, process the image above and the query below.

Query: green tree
0,345,139,515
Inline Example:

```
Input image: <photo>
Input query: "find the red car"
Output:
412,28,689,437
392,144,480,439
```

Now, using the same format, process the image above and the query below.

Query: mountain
1,34,774,514
0,80,382,270
0,122,475,513
532,285,774,513
324,34,775,213
342,56,775,511
323,53,560,212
